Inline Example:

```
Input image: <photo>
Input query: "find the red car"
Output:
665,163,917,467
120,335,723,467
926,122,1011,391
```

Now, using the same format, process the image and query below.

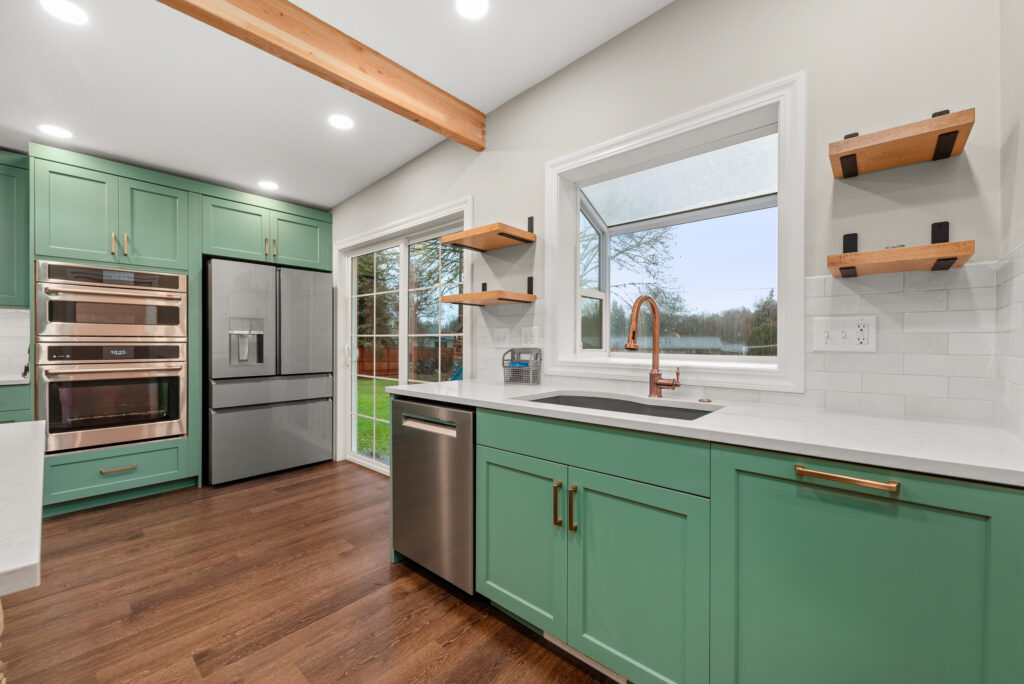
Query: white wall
333,0,1007,395
1002,0,1024,252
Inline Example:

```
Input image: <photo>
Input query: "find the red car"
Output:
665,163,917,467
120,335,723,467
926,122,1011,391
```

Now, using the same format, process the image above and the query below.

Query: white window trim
543,73,805,392
334,197,475,473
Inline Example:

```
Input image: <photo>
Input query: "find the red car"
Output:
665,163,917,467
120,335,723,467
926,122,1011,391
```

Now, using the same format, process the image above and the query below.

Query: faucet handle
673,367,681,386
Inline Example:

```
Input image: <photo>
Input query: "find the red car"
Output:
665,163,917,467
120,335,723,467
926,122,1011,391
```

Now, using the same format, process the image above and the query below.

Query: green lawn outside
354,377,396,462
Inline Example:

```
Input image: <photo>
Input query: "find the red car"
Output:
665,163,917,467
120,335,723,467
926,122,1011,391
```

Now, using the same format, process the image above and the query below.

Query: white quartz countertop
0,421,45,596
387,380,1024,489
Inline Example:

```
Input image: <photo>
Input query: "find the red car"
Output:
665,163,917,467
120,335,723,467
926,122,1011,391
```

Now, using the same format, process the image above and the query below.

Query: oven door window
48,301,180,327
47,377,181,433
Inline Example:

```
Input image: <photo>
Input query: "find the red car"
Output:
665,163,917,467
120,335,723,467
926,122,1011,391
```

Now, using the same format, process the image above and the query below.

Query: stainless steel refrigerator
206,258,334,484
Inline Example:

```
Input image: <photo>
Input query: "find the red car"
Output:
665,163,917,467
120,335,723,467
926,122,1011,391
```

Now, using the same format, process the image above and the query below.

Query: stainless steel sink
524,393,717,421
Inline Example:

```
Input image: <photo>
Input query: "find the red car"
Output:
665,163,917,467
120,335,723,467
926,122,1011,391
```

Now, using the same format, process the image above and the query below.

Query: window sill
545,355,804,393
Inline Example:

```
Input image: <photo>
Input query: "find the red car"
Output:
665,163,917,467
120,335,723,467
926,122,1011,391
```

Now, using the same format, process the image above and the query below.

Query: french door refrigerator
206,258,333,484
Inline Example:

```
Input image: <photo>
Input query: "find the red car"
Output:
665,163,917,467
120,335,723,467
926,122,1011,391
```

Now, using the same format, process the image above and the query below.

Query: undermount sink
524,393,718,421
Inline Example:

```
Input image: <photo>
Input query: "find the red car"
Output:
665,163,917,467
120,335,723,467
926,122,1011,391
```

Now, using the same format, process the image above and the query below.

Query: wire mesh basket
503,348,542,385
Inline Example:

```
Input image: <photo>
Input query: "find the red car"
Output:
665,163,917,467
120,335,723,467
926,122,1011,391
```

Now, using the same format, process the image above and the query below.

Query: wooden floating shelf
441,222,536,252
827,240,974,278
828,108,974,179
441,290,537,307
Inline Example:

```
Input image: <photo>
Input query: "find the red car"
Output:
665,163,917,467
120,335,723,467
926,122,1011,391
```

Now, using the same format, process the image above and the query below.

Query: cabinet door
270,211,330,270
202,196,270,262
118,178,188,270
476,446,568,639
568,467,709,684
35,160,118,263
711,445,1024,684
0,164,28,306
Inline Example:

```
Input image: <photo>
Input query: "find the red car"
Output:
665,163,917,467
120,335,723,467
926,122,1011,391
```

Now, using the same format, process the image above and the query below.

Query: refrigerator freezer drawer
208,398,333,484
210,374,333,409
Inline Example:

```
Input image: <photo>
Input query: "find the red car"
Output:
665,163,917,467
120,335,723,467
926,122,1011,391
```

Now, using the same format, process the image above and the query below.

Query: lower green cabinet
476,446,568,636
710,444,1024,684
476,444,709,684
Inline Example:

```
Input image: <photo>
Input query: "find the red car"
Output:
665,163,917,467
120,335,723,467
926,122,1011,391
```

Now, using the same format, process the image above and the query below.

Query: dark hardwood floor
3,461,609,683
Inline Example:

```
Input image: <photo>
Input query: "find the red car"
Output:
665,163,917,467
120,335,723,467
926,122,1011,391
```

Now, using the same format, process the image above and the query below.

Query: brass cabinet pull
553,480,563,527
568,484,579,532
265,238,269,255
100,464,138,475
110,232,116,254
273,238,277,256
123,233,128,256
795,465,900,494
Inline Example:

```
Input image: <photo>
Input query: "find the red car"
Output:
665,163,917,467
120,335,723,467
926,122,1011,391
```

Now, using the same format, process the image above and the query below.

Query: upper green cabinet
202,196,271,262
202,200,331,271
35,160,188,270
710,445,1024,684
0,163,29,307
35,160,119,263
270,211,331,270
118,178,188,270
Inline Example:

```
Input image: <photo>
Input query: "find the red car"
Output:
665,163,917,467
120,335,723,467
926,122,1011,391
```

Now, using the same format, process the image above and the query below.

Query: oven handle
43,286,183,301
44,366,183,377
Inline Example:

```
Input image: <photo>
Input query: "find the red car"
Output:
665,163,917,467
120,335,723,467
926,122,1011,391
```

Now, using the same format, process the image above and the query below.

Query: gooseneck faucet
624,295,681,398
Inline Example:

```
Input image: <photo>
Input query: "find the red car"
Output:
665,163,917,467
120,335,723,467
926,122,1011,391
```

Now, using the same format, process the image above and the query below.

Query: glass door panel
408,238,464,383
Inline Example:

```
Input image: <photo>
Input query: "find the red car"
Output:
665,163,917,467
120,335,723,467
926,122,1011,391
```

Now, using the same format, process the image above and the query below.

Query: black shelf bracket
933,131,958,160
840,266,858,278
844,132,859,139
931,221,950,244
527,276,534,295
843,233,859,254
840,154,858,178
528,216,534,233
496,231,533,244
932,258,957,271
481,282,487,292
932,109,951,118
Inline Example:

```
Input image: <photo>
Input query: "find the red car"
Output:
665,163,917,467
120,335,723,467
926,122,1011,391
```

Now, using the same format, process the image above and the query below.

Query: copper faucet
624,295,681,398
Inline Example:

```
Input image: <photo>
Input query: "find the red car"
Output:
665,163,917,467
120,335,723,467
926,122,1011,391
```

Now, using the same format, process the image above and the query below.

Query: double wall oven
35,261,188,453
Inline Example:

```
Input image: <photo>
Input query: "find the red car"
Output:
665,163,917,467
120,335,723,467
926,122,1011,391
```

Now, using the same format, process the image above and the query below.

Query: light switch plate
813,316,876,352
493,327,510,347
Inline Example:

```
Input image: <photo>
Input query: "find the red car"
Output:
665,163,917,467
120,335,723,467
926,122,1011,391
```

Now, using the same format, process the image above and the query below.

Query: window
545,74,805,392
579,133,779,358
346,218,468,469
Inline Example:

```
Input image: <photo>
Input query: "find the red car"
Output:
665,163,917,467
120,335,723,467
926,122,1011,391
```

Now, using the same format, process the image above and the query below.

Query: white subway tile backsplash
823,272,903,297
903,310,996,333
862,373,947,397
806,295,859,316
904,354,994,377
826,391,905,417
804,277,825,298
948,333,996,356
860,290,946,313
905,396,997,423
947,287,996,311
948,377,997,400
823,353,903,374
806,371,861,392
904,263,996,291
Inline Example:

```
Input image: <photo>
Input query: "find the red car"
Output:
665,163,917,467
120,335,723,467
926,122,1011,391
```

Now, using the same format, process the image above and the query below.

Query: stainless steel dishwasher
391,397,475,594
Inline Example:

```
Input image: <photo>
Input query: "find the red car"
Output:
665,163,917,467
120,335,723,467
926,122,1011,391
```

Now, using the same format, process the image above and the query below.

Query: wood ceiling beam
156,0,486,150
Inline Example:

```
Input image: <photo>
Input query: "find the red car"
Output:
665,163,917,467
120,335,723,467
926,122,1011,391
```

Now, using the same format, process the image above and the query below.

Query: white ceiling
0,0,672,209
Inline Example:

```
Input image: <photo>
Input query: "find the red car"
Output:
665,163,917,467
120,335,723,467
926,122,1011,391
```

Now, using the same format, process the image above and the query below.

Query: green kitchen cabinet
270,211,332,271
118,178,188,270
710,444,1024,684
0,385,31,413
0,163,29,306
201,196,271,262
0,409,33,424
476,436,710,684
476,446,568,637
568,466,709,684
34,160,119,263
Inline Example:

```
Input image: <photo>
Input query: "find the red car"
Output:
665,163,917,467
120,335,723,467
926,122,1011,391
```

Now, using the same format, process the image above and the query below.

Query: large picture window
546,74,805,392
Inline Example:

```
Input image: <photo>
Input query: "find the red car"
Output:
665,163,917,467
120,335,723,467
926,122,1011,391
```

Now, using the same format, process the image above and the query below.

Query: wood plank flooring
3,461,609,683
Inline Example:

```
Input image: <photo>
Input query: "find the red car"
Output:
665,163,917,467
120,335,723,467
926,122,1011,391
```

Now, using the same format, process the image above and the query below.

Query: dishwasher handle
401,414,458,438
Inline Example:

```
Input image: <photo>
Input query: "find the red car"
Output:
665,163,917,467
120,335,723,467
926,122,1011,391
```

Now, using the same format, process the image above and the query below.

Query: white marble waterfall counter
0,420,45,596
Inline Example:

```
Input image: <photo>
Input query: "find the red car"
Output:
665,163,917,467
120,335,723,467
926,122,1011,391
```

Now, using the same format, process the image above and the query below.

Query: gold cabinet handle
123,233,128,256
568,484,579,532
265,237,269,255
795,465,900,494
100,464,138,475
553,480,563,527
273,238,277,256
110,232,116,254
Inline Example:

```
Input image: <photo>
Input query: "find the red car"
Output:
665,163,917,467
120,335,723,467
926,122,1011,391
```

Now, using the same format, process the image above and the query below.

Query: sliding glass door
347,232,465,469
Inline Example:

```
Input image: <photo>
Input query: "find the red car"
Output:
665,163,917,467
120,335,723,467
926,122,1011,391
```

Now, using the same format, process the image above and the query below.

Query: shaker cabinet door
0,164,29,306
35,160,119,263
202,196,271,262
118,178,188,270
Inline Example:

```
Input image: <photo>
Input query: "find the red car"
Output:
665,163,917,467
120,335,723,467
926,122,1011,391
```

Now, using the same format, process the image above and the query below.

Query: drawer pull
265,237,269,256
111,231,116,254
100,464,138,475
795,465,900,494
553,480,563,527
568,484,579,532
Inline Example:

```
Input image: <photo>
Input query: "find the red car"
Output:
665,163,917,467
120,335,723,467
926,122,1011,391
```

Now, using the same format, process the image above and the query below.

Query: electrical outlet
521,326,539,346
493,327,510,348
813,316,876,352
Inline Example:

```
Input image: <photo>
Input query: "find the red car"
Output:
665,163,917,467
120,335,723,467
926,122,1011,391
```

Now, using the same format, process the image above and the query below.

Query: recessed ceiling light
37,123,73,139
328,114,354,130
454,0,488,20
258,180,279,191
40,0,89,25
